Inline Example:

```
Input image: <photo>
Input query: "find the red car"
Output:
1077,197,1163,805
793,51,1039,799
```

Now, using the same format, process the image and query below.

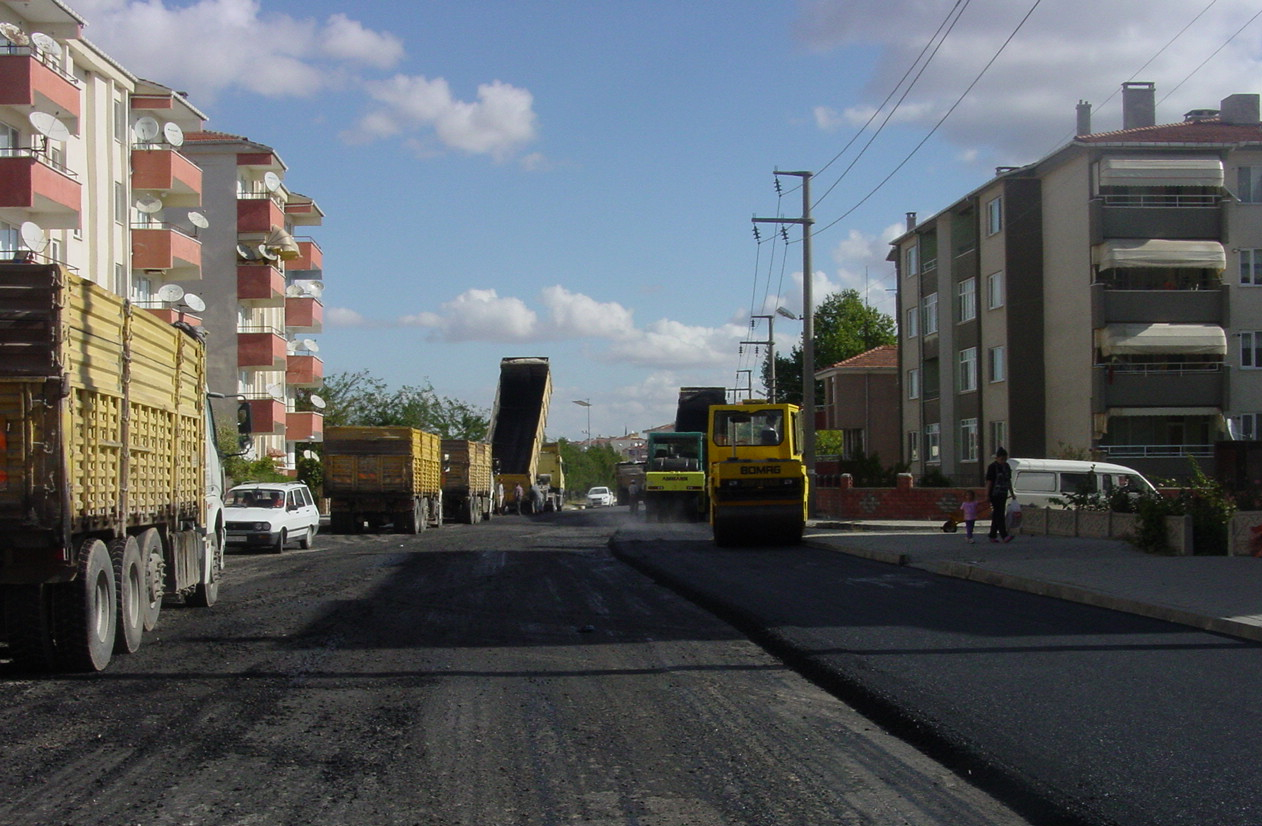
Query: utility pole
743,314,775,399
753,170,815,515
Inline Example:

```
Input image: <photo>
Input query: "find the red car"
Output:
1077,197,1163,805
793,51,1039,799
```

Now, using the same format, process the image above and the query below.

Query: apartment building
180,132,325,470
0,0,324,473
894,82,1258,483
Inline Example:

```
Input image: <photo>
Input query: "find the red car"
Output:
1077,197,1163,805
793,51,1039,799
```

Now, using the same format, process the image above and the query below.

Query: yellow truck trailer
324,426,443,533
441,439,493,523
488,357,552,514
0,264,226,672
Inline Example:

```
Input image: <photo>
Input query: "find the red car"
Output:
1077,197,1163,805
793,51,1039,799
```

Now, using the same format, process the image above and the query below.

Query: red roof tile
1078,118,1262,144
826,344,898,370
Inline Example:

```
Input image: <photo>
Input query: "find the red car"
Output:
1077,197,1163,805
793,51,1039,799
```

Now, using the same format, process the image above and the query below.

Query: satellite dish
163,122,184,147
29,32,56,53
263,171,281,192
309,394,326,410
301,338,319,353
19,221,46,252
134,116,160,142
302,449,317,460
0,22,29,46
156,283,185,303
135,194,164,214
285,284,304,298
286,338,300,352
257,244,278,261
182,293,205,313
266,383,285,397
187,211,209,229
28,111,70,142
305,281,324,298
236,243,257,261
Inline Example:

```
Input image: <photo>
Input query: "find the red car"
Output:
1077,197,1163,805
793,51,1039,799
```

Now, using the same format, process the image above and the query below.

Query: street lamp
572,399,591,446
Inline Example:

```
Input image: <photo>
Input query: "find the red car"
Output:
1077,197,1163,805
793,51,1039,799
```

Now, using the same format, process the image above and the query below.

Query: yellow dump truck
0,264,226,672
707,400,808,546
535,441,565,511
488,357,552,514
441,439,493,523
324,426,443,533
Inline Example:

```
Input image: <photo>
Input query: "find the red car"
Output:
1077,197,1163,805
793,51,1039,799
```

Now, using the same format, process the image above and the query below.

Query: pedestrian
986,447,1014,543
961,489,980,543
495,481,504,515
628,479,641,517
513,482,524,515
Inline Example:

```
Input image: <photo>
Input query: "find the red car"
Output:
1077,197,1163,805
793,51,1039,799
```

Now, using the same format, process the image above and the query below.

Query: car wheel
271,529,287,554
298,525,316,549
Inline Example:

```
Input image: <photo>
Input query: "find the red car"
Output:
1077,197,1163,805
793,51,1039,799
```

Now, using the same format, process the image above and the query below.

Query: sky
68,0,1262,440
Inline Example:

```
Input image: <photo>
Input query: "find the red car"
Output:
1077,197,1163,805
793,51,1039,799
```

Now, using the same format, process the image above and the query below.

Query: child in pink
961,490,980,543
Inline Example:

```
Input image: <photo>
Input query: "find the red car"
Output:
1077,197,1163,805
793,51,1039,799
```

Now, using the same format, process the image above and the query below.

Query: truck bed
324,426,441,496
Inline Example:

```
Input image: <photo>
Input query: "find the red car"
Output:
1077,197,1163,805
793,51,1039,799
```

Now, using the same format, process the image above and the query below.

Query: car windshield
229,489,285,509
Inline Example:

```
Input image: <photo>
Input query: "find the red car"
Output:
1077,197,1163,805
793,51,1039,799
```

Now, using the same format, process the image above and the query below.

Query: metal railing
1098,444,1214,458
1100,193,1220,208
1095,361,1222,375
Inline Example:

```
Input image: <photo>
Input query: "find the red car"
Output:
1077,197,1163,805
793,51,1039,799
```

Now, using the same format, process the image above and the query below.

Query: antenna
156,283,185,304
0,22,29,46
134,116,160,143
162,122,184,147
29,32,57,53
263,171,281,192
309,394,326,410
135,194,164,214
19,221,47,252
187,211,209,229
236,243,258,261
28,111,70,143
182,293,205,313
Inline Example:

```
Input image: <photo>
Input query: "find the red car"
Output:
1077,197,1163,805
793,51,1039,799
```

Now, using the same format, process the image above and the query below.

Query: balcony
0,153,79,226
237,196,283,234
0,52,80,121
236,264,285,306
1093,364,1225,410
290,238,322,272
286,410,323,442
285,296,323,333
131,225,201,279
237,330,287,370
285,196,323,227
286,354,323,387
241,397,286,436
1091,283,1225,326
140,306,202,327
131,149,202,207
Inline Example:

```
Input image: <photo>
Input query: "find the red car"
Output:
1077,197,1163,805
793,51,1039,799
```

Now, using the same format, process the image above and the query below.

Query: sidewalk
804,519,1262,643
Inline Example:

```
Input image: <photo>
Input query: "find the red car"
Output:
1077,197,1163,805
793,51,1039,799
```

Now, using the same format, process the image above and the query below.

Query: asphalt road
0,509,1030,826
612,521,1262,826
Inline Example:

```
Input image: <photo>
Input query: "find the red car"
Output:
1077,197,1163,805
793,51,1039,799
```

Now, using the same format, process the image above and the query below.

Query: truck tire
137,528,164,632
110,536,144,655
399,500,422,534
187,528,221,608
2,584,55,671
53,538,116,672
459,497,473,524
330,512,354,534
431,497,443,528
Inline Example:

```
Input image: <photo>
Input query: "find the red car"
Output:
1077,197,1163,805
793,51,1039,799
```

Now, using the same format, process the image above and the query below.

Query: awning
1093,239,1226,270
1098,157,1224,188
264,229,301,261
1096,323,1227,356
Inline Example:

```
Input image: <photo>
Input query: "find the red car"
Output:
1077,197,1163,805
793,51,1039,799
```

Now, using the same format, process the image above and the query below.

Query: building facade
895,82,1258,483
815,344,900,464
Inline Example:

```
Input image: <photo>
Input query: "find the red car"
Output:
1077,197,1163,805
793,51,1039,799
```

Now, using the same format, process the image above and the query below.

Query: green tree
217,425,287,488
762,289,897,404
558,439,621,500
314,370,489,439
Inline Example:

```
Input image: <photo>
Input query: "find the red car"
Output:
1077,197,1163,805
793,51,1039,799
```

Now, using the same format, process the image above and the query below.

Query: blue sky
73,0,1262,439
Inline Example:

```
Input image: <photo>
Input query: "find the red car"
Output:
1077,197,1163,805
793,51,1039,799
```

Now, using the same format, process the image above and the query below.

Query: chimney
905,211,917,231
1076,100,1092,135
1122,82,1156,130
1220,94,1261,125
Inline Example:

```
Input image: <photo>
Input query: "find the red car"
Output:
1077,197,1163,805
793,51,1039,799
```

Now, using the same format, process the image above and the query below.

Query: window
0,121,17,157
906,367,920,400
922,293,938,335
132,274,153,305
987,271,1005,309
1242,332,1262,368
905,306,918,338
1241,250,1262,285
0,220,16,256
989,345,1006,382
114,182,126,225
1235,413,1262,439
114,263,125,296
990,420,1008,456
960,418,979,462
957,277,976,322
904,242,919,276
958,347,978,393
907,430,921,462
986,196,1003,234
842,428,865,459
1239,167,1262,203
113,98,125,143
48,237,61,264
925,423,941,464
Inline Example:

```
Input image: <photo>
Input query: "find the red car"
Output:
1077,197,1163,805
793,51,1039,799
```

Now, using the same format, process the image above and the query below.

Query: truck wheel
137,529,164,632
187,529,221,608
459,498,474,524
53,538,116,672
110,536,144,655
431,497,443,528
330,513,353,534
2,584,55,671
399,500,422,534
271,529,287,554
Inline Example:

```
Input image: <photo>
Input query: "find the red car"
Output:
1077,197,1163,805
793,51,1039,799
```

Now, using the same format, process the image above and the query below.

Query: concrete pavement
803,518,1262,643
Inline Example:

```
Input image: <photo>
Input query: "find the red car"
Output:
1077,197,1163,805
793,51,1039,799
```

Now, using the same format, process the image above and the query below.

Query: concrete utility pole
743,314,775,399
753,170,815,515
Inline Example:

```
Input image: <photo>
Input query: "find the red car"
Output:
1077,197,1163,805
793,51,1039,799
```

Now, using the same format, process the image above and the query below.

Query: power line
1160,5,1262,103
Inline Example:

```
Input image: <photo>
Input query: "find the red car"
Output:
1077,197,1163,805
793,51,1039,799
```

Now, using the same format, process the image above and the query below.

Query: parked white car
225,482,321,552
586,486,616,508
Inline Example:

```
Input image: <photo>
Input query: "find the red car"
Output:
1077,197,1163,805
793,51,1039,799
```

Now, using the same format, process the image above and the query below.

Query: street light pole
572,399,591,447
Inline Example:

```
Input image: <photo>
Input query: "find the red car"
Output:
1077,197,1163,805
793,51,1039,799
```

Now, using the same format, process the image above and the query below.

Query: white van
1007,458,1158,509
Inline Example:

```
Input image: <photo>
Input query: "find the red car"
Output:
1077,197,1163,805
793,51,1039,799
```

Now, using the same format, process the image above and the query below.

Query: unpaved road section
0,510,1030,825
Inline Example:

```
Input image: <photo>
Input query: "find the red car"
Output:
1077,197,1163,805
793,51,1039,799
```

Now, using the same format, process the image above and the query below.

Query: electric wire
1159,5,1262,103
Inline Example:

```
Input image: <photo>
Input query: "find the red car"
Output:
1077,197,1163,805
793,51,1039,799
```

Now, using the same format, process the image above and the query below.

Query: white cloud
344,74,539,160
326,306,369,328
542,286,636,340
72,0,404,101
400,288,538,342
606,319,745,370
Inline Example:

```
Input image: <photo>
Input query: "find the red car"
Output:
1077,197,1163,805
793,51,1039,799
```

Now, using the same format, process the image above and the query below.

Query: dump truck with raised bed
643,387,726,522
441,439,493,523
707,400,808,545
488,357,552,514
324,426,442,533
0,263,226,672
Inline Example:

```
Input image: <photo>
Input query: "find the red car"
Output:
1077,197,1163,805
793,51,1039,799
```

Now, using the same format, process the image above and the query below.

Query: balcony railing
1100,194,1219,208
1098,444,1214,459
131,224,202,278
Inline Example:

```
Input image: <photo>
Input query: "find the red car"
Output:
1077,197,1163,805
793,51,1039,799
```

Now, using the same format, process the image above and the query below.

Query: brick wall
815,473,987,521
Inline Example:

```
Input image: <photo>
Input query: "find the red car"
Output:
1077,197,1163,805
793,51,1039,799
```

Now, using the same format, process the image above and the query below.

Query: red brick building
815,344,900,463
